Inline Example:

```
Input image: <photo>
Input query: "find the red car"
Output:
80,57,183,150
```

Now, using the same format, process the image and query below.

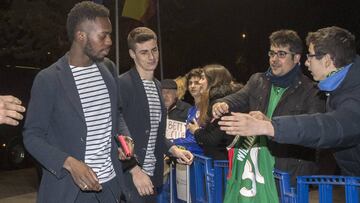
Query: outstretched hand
249,111,270,121
0,95,26,126
211,102,229,119
218,112,275,137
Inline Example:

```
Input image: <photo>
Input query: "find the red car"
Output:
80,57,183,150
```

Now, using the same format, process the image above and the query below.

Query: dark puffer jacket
272,55,360,176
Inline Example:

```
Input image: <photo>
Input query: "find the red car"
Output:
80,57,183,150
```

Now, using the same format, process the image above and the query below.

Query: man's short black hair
269,29,303,54
66,1,109,42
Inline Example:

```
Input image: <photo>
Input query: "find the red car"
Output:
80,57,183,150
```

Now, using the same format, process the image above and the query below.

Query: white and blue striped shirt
71,64,115,184
142,80,161,176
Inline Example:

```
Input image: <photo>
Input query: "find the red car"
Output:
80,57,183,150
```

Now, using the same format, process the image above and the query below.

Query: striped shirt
142,80,161,176
71,64,115,184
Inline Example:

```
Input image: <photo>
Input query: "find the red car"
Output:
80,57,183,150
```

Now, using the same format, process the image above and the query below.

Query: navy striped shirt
142,80,161,176
71,64,115,184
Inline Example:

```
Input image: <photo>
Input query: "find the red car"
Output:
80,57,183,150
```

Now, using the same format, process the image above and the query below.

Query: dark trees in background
1,0,359,83
0,0,77,68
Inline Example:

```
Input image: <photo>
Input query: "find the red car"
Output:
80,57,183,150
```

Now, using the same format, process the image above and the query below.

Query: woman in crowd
187,64,243,160
173,68,205,155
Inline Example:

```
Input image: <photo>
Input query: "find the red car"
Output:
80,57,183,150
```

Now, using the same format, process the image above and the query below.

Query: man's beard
84,41,105,62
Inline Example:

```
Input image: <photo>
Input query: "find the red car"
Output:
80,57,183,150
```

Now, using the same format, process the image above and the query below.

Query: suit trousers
75,176,121,203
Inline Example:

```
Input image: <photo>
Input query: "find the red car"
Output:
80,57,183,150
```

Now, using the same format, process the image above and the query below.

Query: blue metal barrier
297,176,360,203
193,154,213,203
165,154,298,203
212,160,229,203
193,154,294,203
273,169,296,203
166,155,360,203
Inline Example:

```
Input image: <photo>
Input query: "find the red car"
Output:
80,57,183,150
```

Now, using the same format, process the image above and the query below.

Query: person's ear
75,31,86,42
324,54,333,69
294,54,301,63
129,49,135,59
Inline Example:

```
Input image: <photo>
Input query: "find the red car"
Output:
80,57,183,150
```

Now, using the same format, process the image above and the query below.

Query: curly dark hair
306,26,356,68
66,1,109,42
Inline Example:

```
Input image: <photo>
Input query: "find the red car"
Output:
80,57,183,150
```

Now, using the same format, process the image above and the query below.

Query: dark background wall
1,0,359,84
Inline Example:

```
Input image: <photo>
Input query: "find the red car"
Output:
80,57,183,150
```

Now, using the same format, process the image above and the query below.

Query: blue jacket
23,54,126,203
272,55,360,176
173,106,204,155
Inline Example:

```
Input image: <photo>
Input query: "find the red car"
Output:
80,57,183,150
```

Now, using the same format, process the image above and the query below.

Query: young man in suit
23,1,128,202
118,27,193,203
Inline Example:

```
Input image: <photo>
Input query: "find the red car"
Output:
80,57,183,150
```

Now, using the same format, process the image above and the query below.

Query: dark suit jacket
118,67,173,187
23,54,126,203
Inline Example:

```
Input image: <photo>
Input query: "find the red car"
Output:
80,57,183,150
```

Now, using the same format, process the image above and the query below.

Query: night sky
154,0,360,82
1,0,360,84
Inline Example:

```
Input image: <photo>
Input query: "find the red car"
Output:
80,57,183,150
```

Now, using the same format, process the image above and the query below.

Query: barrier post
193,154,213,203
170,163,173,203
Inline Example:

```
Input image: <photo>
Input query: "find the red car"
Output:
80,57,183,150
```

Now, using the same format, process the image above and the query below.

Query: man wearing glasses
217,27,360,178
212,29,325,186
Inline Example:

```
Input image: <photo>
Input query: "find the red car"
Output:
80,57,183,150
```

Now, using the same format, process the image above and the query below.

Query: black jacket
168,99,191,122
272,56,360,176
194,84,239,160
217,70,325,184
118,67,173,187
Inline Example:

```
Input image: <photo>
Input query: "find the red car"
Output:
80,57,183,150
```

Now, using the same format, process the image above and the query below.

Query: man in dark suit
118,27,193,203
23,2,127,202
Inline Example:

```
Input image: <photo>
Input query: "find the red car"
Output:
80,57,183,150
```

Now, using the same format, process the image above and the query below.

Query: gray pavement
0,192,36,203
0,167,37,203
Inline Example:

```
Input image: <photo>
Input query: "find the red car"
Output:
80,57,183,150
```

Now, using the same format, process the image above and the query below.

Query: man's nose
270,55,279,61
105,35,112,46
149,52,155,60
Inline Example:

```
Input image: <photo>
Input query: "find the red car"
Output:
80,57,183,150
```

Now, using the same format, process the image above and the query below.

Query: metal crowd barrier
296,175,360,203
160,154,360,203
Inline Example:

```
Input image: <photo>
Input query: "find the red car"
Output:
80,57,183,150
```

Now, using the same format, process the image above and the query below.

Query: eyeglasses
306,53,324,59
268,50,294,58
